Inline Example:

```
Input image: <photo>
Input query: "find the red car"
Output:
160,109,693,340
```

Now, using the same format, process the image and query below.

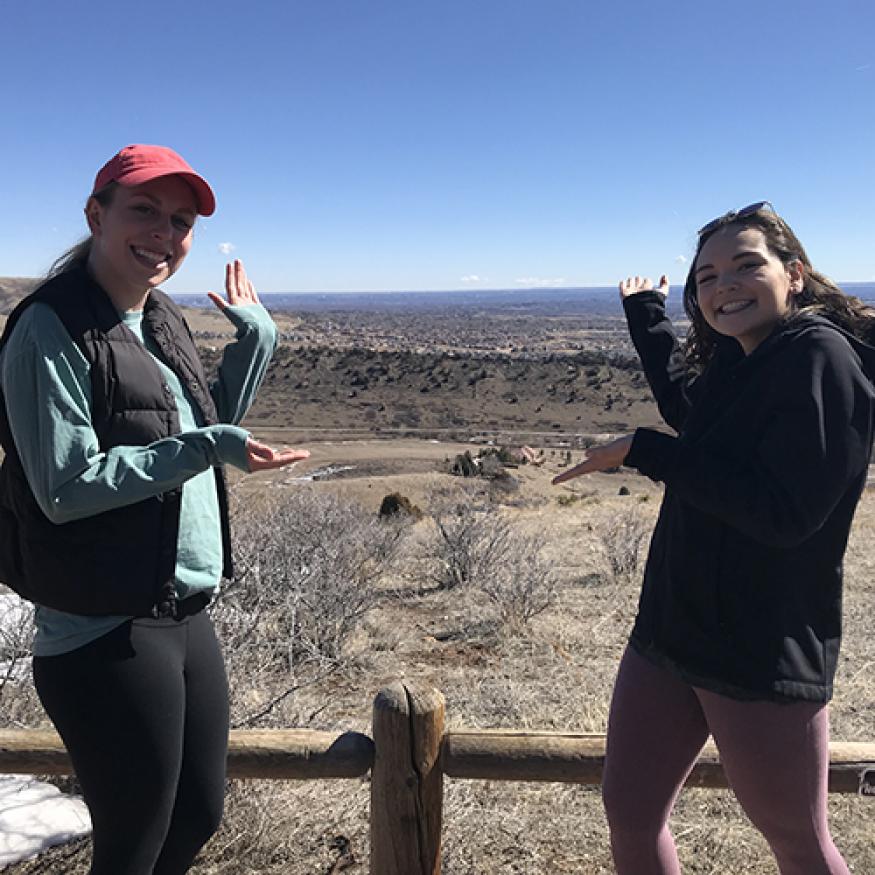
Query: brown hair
682,208,875,369
46,183,118,278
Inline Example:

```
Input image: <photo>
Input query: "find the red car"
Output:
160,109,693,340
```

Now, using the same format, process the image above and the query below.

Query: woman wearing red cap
0,144,306,874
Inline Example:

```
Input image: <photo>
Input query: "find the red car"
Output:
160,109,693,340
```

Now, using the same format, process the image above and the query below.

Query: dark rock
378,492,423,520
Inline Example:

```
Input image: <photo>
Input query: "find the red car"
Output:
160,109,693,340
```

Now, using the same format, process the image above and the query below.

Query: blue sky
1,0,873,293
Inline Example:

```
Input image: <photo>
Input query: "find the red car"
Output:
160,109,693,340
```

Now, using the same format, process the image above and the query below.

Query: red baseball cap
91,144,216,216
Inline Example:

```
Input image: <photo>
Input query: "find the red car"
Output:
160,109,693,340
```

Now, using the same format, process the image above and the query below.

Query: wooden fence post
370,681,445,875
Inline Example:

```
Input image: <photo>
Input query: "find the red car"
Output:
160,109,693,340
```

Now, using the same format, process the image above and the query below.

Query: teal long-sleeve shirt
0,298,277,655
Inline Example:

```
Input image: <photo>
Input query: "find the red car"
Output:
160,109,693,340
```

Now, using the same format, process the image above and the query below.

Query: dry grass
2,459,873,874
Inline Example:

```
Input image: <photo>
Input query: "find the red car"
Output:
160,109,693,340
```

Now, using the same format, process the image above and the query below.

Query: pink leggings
602,647,850,875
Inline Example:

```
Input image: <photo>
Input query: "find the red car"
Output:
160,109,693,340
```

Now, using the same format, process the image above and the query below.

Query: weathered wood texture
2,725,872,796
370,681,445,875
441,730,875,795
0,728,374,779
226,730,374,778
0,729,69,776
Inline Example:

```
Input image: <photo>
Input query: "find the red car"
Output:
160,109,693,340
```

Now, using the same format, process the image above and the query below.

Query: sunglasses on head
697,201,775,237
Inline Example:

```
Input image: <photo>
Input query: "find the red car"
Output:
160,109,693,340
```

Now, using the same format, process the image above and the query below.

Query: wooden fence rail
0,727,375,780
442,729,875,794
1,680,873,874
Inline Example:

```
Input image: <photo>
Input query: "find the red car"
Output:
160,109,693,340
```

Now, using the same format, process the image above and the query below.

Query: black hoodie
621,291,875,702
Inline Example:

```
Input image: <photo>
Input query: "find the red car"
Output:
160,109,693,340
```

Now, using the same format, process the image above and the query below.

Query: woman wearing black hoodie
554,204,873,874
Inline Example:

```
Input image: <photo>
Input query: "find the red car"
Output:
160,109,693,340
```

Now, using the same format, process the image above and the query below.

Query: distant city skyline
2,0,873,293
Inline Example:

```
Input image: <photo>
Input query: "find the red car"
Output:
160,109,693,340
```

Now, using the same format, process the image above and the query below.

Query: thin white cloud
218,242,236,255
855,63,871,71
675,255,688,265
515,277,566,287
461,274,481,283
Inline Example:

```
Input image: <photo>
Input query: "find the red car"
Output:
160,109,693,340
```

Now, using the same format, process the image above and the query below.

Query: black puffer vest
0,265,232,616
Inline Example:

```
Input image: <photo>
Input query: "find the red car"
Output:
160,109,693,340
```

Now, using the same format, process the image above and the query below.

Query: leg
697,691,850,875
33,620,190,875
602,647,711,875
153,611,230,875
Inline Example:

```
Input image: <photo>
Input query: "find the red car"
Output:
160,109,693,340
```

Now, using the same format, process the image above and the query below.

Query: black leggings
33,610,229,875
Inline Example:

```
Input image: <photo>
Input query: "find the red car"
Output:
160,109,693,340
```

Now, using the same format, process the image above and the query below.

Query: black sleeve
622,292,699,431
625,329,874,547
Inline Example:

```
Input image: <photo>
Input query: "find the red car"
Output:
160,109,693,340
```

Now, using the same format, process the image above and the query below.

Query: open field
3,445,873,874
0,289,873,873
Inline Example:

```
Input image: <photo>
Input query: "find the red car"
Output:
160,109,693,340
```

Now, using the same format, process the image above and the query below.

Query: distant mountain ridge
0,278,40,315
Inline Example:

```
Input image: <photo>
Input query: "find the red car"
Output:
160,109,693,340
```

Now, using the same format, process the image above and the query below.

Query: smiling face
693,226,804,355
85,175,197,309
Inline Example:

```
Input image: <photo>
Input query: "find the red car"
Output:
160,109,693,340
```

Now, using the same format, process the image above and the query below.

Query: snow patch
0,776,90,866
282,464,356,483
0,593,89,866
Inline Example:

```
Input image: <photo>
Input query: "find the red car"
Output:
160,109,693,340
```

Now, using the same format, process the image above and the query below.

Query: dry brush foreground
1,452,873,874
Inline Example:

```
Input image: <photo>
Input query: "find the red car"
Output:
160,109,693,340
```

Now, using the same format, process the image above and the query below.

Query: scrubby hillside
0,278,38,315
204,344,666,437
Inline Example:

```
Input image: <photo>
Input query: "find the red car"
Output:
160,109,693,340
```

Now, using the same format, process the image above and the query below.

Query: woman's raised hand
246,438,310,473
551,435,633,485
208,259,261,311
619,275,669,299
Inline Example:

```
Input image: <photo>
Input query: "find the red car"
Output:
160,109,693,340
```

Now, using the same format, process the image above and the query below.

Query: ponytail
47,238,93,278
46,182,118,279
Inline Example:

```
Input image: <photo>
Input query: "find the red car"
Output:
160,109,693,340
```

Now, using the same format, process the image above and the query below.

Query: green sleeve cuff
224,303,277,341
209,424,251,471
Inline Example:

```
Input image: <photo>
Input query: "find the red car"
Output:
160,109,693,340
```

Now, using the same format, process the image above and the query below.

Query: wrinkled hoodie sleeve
625,326,875,547
0,303,251,525
622,291,701,432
